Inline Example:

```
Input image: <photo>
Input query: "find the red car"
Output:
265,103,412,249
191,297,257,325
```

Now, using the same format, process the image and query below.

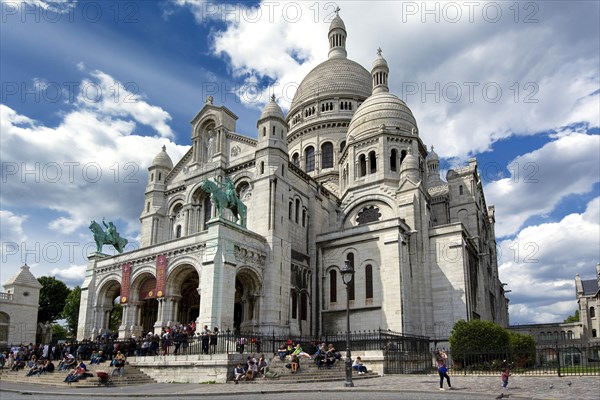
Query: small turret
328,8,347,59
148,145,173,186
372,48,389,95
426,146,443,187
400,148,420,182
257,95,288,152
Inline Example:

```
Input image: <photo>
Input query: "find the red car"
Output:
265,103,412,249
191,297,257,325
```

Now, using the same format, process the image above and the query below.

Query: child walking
502,367,510,389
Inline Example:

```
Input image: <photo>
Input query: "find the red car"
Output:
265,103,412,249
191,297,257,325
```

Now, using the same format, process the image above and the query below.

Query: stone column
154,298,165,331
118,304,133,338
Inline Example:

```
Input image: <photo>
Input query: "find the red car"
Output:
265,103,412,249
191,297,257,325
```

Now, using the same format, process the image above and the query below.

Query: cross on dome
377,47,382,56
335,6,340,15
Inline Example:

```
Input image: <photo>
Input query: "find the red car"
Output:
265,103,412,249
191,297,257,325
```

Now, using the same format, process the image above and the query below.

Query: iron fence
443,343,600,376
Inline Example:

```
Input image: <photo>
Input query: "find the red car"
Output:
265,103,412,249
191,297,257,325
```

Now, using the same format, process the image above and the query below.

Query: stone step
228,357,380,384
0,364,156,387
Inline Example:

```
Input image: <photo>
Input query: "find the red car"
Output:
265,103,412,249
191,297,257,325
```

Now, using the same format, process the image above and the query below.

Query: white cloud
50,264,86,286
175,1,600,158
499,197,600,324
0,210,28,245
0,69,189,237
485,132,600,237
80,70,175,139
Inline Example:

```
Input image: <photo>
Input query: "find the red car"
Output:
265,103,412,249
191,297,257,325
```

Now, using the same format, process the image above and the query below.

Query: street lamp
340,259,355,387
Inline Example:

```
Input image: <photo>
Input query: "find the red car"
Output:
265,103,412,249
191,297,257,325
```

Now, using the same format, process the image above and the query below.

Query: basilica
77,13,509,344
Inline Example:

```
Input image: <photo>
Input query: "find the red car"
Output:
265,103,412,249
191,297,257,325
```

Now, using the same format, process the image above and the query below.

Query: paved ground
1,374,599,400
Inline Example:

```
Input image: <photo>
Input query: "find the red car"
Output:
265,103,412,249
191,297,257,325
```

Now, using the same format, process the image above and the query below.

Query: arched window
459,185,464,195
272,126,276,136
146,202,150,212
590,307,596,318
158,172,162,181
400,150,407,165
300,292,308,321
175,225,182,238
329,270,337,303
263,127,266,137
295,199,300,223
289,201,293,219
291,291,298,319
592,329,597,338
365,264,373,299
260,161,265,174
0,312,9,345
390,149,398,171
369,151,377,173
359,154,367,177
292,152,300,167
340,141,346,152
321,142,334,169
305,146,315,172
150,173,154,182
302,209,306,227
567,330,574,340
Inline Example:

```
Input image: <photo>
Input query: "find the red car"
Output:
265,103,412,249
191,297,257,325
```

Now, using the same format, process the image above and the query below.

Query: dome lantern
372,48,389,94
328,7,347,60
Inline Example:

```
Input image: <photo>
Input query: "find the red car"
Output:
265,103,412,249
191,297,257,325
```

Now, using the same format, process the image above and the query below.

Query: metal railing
441,343,600,376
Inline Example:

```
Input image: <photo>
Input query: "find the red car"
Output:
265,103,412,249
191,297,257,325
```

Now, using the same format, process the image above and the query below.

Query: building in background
77,13,508,346
0,264,41,346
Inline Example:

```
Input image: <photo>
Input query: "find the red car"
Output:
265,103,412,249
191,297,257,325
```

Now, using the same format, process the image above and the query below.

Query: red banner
120,263,132,303
155,255,167,298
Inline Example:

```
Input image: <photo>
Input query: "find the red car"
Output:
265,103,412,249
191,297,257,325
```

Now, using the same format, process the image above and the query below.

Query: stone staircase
0,361,156,387
230,356,380,384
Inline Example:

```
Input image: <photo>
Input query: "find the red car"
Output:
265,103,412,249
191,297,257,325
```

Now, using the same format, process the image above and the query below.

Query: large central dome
287,12,372,119
289,58,372,114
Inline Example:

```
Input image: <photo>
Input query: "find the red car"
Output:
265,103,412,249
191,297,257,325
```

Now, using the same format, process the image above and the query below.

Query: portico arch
166,264,200,325
234,267,262,332
130,272,158,335
95,278,121,334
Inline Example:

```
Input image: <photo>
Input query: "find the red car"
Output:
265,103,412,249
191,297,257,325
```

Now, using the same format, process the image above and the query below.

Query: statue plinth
87,252,110,260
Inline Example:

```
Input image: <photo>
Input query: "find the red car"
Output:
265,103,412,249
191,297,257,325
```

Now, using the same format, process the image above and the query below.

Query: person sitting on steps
352,356,367,374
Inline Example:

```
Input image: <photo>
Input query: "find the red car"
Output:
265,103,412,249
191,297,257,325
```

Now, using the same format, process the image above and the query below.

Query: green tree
109,302,123,332
51,323,70,341
563,310,579,323
62,286,81,335
509,332,537,368
449,319,510,367
37,276,71,323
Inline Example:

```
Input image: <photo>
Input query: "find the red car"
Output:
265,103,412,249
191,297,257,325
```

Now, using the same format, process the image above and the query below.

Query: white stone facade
77,14,509,343
0,264,41,346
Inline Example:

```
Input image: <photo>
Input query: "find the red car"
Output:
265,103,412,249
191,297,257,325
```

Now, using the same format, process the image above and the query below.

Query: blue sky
1,0,599,326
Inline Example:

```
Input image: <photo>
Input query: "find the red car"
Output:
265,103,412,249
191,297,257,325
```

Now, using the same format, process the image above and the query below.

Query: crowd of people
0,341,128,383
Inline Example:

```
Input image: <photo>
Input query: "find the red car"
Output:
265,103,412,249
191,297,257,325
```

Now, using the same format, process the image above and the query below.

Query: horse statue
201,179,247,227
89,220,128,254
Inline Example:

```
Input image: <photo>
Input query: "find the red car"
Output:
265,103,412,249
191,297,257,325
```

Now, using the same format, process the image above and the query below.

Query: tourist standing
436,350,452,390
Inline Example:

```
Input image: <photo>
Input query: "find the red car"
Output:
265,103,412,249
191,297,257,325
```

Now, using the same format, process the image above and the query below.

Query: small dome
400,150,419,172
372,50,389,71
330,14,346,32
347,92,418,142
151,145,173,170
427,146,439,162
259,95,285,122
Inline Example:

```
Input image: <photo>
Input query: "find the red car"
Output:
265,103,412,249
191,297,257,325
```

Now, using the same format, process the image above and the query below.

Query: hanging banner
155,255,167,298
120,263,132,303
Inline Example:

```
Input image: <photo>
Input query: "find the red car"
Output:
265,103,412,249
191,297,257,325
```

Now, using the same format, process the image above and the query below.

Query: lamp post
340,259,355,387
